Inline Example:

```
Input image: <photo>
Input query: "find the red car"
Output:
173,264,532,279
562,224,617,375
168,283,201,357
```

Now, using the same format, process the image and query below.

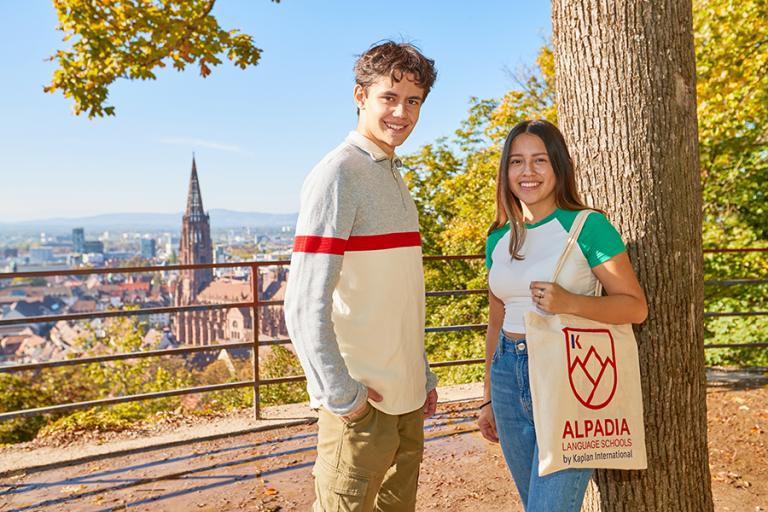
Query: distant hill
0,209,298,233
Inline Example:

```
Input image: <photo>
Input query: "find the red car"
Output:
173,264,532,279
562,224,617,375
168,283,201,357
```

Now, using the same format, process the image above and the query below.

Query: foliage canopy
46,0,279,117
404,0,767,368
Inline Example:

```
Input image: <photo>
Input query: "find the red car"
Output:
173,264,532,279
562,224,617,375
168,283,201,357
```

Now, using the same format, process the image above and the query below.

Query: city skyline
0,207,298,230
0,1,551,221
0,157,290,370
0,156,299,235
0,157,299,234
0,157,296,273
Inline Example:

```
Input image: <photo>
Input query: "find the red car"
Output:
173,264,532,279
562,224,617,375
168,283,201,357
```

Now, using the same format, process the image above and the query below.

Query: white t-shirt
486,208,625,333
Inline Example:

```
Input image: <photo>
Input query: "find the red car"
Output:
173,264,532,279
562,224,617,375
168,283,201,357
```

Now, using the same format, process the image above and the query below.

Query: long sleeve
284,161,368,416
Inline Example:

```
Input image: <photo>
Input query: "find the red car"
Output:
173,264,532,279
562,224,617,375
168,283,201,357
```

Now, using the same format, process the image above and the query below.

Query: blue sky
0,1,550,222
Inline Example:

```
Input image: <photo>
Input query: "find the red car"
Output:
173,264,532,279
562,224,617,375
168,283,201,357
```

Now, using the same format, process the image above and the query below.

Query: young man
284,41,438,511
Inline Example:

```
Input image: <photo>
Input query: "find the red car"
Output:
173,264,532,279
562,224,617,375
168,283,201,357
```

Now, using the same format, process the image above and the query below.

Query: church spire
185,155,206,221
176,155,213,306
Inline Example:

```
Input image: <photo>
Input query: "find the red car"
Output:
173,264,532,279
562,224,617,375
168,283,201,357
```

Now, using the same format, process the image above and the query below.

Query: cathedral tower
177,157,213,305
174,157,215,345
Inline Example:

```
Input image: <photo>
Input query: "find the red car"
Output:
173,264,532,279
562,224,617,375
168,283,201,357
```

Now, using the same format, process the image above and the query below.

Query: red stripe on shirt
292,236,347,255
346,232,422,252
293,232,421,254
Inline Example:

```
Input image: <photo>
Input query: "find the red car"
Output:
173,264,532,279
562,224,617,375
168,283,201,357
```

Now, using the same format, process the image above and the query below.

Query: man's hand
478,404,498,443
341,387,382,423
423,388,438,418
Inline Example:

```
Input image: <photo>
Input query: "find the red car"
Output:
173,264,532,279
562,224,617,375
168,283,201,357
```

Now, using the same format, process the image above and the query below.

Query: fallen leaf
61,485,86,494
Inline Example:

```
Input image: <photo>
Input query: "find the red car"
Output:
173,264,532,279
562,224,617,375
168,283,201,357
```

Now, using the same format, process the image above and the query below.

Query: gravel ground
0,372,766,511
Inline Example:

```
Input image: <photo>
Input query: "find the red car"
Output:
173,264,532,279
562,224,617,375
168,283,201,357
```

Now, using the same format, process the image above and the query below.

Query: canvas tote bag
525,209,647,476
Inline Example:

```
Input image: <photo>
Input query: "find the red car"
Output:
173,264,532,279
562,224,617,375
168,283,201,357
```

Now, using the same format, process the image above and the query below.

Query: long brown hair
489,119,593,260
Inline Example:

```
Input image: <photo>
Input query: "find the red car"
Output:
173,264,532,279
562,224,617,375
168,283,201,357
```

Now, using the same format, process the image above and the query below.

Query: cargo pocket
312,457,371,512
331,473,369,512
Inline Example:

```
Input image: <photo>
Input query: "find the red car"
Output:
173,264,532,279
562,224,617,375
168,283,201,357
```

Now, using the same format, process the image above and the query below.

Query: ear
353,84,367,110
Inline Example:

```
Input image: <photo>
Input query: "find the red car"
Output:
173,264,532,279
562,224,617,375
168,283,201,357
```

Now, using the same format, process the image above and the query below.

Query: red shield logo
563,327,617,410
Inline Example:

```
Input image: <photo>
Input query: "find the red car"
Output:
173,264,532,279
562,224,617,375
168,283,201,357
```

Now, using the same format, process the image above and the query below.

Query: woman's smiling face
507,132,557,212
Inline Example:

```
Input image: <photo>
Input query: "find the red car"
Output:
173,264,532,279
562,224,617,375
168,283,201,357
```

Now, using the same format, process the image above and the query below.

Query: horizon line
0,209,300,225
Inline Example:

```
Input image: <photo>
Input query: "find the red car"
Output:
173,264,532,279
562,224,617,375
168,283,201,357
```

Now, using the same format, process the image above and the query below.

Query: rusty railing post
251,262,261,419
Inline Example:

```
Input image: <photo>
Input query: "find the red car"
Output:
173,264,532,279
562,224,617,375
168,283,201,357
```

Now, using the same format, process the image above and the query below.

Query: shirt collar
345,131,402,167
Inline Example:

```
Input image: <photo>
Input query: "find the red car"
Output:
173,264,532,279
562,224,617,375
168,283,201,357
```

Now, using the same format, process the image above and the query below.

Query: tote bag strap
550,209,602,297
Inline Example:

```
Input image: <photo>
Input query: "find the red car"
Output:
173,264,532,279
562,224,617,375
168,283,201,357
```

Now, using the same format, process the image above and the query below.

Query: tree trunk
551,1,712,511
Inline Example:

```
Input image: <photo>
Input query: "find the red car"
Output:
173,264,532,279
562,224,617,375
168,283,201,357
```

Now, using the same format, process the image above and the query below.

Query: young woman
477,119,648,511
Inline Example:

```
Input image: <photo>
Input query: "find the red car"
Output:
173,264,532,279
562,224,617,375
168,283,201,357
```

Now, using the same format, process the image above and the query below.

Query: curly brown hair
354,41,437,100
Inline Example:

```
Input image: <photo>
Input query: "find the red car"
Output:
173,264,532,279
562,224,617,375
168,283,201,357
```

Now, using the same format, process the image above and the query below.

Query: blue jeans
491,332,593,512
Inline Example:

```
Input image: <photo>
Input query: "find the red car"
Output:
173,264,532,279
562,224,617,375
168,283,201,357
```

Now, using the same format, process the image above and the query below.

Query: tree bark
551,1,712,511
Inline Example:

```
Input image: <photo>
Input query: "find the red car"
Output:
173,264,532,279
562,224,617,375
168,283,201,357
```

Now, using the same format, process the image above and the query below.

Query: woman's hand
530,253,649,325
478,404,499,443
529,281,576,314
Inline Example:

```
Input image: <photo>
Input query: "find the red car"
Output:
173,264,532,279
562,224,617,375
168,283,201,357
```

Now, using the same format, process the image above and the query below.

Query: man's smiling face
354,73,425,157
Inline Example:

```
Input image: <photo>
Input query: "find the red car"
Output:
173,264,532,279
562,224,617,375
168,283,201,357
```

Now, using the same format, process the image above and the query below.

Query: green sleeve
486,225,510,269
577,213,626,267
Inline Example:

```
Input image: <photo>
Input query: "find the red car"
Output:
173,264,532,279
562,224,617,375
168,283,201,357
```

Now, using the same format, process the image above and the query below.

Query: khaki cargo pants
312,404,424,512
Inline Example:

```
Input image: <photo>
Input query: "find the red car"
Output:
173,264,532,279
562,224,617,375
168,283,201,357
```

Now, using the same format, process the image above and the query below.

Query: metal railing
703,247,768,349
0,248,765,422
0,255,488,422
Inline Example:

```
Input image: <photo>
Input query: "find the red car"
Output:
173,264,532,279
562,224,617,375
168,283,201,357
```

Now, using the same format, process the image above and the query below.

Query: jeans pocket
491,344,501,365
